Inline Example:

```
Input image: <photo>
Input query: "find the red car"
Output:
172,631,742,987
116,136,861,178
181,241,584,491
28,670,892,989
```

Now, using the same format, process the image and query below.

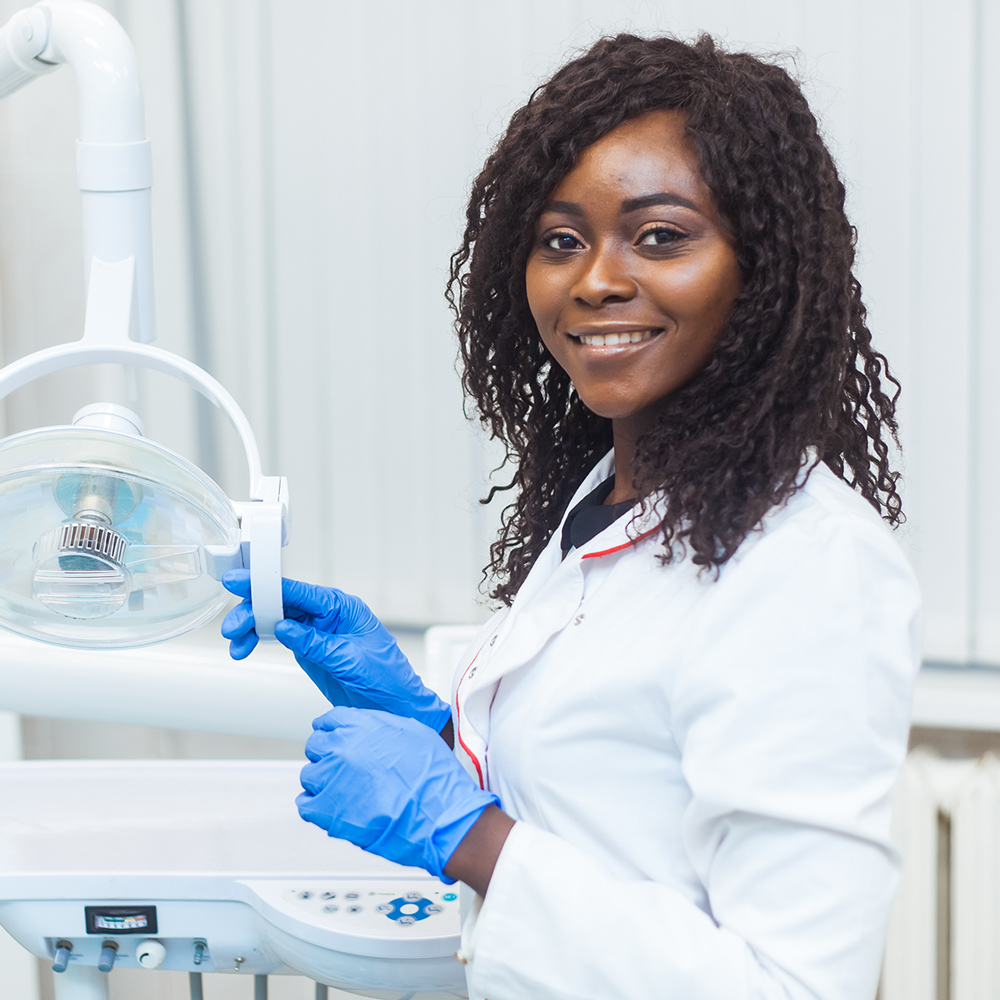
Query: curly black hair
447,33,902,606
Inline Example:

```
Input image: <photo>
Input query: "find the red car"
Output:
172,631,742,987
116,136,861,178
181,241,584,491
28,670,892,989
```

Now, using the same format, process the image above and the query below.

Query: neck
608,419,642,504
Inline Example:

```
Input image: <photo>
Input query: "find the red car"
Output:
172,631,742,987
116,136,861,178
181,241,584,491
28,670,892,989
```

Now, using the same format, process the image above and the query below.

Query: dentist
223,33,920,1000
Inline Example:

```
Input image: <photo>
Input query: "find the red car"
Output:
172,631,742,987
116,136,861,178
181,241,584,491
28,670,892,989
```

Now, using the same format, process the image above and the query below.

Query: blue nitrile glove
221,570,451,732
297,706,499,882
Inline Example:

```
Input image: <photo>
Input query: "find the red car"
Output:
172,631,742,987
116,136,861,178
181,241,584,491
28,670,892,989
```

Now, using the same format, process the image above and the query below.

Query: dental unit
0,3,464,997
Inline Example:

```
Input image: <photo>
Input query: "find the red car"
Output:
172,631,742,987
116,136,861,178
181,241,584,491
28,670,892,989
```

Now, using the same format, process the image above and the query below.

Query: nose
570,244,637,307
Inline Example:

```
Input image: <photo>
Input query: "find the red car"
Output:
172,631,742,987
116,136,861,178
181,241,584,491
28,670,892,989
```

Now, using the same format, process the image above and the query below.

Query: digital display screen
85,905,158,935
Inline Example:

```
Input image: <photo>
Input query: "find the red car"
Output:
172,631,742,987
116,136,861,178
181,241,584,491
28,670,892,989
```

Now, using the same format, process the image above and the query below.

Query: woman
223,33,920,1000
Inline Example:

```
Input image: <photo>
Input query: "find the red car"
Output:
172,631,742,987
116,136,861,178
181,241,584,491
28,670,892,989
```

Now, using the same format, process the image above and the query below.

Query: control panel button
136,939,167,969
346,905,363,914
98,942,118,973
443,893,458,901
321,891,336,900
52,941,72,974
323,904,339,913
344,892,360,900
380,896,441,923
297,891,312,900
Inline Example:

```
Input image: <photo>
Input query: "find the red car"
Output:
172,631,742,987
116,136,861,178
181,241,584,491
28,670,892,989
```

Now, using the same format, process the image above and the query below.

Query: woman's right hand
221,570,452,732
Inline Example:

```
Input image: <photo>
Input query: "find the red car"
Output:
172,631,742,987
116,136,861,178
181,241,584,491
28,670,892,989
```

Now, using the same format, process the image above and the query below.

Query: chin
576,398,623,420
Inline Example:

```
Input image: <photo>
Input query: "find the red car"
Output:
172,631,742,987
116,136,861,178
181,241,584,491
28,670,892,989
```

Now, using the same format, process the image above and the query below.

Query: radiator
881,748,1000,999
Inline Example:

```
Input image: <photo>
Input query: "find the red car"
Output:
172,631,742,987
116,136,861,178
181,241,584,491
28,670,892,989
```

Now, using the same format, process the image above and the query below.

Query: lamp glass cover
0,426,240,647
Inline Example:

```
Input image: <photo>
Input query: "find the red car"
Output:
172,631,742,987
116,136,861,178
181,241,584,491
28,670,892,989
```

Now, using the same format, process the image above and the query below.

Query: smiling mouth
570,328,663,347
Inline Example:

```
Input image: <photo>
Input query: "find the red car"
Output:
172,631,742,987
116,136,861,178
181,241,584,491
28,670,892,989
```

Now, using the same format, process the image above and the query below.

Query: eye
637,226,685,247
541,231,584,251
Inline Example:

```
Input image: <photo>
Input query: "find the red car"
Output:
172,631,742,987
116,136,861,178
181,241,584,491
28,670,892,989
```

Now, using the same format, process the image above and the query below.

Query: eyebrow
621,192,701,214
543,192,702,217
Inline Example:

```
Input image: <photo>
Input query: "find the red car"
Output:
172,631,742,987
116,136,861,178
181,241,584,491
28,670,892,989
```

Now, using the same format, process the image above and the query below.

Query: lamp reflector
0,426,241,647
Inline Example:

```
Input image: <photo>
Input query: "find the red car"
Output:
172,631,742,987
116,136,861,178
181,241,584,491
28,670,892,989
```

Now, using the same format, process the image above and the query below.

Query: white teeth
577,329,658,346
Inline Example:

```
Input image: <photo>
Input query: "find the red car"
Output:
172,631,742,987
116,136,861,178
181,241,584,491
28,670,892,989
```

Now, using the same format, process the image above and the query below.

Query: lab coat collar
508,449,665,608
505,449,615,612
558,451,665,562
488,448,669,665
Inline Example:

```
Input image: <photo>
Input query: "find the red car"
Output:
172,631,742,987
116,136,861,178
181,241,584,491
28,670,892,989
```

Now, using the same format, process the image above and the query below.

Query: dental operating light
0,0,288,647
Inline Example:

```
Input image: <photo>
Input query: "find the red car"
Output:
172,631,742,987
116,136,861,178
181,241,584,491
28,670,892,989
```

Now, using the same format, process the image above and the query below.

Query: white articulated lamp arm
0,1,156,343
0,6,57,98
46,0,156,344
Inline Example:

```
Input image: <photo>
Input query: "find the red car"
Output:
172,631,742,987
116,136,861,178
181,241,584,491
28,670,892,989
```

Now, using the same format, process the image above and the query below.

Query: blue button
443,893,457,901
380,896,436,922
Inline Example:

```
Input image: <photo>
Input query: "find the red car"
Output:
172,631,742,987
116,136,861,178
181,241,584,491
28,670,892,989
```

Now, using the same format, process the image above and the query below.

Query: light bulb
31,472,141,620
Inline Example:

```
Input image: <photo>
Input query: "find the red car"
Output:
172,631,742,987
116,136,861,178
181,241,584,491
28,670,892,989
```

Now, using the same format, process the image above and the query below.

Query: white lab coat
452,450,921,1000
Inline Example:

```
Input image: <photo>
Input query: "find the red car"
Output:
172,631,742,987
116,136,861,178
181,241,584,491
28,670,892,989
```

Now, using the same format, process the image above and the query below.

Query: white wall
0,0,997,662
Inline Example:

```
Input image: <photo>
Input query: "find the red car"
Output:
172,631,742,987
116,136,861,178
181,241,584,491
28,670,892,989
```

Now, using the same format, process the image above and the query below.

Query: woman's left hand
298,707,501,883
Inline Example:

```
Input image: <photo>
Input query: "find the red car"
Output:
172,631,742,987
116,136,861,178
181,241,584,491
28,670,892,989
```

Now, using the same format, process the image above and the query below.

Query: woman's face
525,110,741,438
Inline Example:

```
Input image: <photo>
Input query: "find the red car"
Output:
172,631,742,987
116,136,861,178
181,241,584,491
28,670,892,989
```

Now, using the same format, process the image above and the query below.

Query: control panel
278,884,460,933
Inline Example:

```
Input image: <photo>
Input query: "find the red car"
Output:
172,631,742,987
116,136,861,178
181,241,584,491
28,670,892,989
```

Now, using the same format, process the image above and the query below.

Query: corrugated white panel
971,0,1000,664
236,0,986,632
0,0,996,642
907,0,977,662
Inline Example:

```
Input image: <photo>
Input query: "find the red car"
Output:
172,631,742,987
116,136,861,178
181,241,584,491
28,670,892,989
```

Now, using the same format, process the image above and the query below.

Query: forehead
548,109,709,206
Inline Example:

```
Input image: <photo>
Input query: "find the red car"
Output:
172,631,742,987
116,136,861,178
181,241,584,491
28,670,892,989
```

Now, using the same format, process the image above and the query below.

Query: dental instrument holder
0,0,288,641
